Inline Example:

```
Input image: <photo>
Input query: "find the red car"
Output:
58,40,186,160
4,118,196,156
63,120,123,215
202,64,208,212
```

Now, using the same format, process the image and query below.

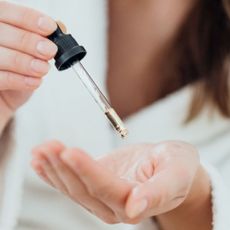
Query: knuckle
12,51,21,68
20,7,32,25
0,71,11,89
18,31,31,51
5,72,13,88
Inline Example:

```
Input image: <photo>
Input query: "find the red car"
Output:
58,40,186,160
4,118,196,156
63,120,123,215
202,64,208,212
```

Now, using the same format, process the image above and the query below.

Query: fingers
43,148,86,196
31,159,54,187
32,140,66,160
0,71,42,90
0,1,58,95
0,22,57,60
44,153,118,224
32,142,118,224
32,141,68,192
0,1,57,36
61,149,132,208
0,47,50,78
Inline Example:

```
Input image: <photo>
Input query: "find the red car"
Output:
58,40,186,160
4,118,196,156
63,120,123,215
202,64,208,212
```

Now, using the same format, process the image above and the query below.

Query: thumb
125,167,190,219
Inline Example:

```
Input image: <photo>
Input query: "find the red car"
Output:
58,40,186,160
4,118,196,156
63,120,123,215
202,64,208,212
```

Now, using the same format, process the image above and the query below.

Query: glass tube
72,62,128,138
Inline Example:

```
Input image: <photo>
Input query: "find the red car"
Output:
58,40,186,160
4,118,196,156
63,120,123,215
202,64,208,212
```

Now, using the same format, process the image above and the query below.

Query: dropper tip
105,108,128,139
119,128,128,138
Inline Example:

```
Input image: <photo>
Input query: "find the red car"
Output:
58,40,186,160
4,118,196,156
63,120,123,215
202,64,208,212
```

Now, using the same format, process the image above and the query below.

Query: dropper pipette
48,26,128,138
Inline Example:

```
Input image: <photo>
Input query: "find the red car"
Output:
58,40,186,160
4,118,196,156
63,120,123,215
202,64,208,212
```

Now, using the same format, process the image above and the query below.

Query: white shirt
1,1,230,229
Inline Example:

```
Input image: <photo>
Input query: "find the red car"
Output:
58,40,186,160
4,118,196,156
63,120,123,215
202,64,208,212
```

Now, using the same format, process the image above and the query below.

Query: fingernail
127,199,148,218
31,59,50,74
37,40,57,57
24,77,41,87
38,16,57,33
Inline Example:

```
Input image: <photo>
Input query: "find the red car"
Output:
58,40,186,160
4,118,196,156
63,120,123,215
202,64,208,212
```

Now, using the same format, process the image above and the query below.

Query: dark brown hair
175,0,230,121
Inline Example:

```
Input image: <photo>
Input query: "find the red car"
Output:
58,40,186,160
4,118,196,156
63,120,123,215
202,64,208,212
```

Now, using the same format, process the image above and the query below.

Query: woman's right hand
0,1,57,132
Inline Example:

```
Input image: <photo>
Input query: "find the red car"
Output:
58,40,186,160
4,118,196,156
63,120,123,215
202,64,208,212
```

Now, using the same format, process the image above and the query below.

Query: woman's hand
31,140,209,225
0,1,57,132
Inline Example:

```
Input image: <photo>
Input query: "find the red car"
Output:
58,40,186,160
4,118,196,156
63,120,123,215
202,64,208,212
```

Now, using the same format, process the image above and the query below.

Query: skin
0,1,212,229
107,0,198,118
0,1,57,134
32,141,212,230
32,1,212,229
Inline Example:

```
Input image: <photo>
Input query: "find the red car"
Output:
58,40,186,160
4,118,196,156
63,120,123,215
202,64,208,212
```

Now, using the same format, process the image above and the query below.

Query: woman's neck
107,2,175,119
107,0,196,119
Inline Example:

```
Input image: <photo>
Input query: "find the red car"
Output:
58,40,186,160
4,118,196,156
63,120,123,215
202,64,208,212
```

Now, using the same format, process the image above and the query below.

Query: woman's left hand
31,140,203,224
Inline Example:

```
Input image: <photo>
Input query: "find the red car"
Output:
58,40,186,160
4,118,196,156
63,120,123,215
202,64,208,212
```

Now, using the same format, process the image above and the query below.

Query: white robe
0,0,230,229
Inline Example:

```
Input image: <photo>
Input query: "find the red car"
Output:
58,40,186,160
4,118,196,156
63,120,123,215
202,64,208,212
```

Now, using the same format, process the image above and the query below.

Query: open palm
32,140,200,224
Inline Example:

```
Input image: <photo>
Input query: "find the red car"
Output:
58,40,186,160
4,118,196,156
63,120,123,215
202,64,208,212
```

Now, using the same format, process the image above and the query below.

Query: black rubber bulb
48,25,87,71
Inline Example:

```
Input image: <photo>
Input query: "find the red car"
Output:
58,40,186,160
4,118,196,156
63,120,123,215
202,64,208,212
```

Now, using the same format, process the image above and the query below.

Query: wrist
183,165,211,207
0,115,13,137
156,165,212,230
0,99,14,136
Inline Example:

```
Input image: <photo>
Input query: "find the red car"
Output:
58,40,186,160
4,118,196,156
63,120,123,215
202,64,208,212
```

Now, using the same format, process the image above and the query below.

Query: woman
32,0,230,229
0,0,230,229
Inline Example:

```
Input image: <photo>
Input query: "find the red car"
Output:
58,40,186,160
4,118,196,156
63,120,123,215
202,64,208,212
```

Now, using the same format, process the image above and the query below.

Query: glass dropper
48,25,128,138
72,62,128,138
